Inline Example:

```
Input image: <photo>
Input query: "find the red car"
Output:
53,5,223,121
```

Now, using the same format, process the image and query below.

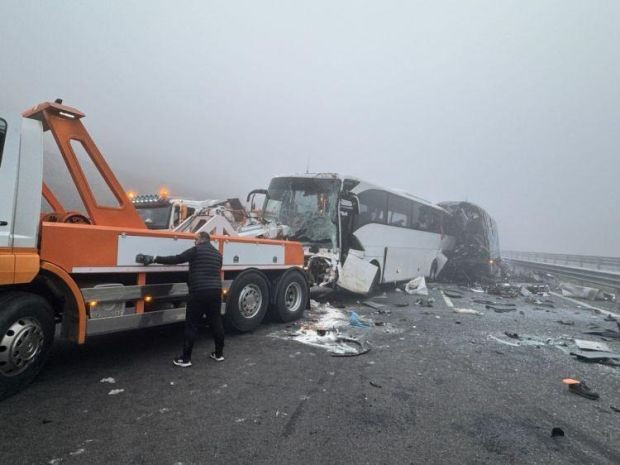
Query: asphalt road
1,285,619,465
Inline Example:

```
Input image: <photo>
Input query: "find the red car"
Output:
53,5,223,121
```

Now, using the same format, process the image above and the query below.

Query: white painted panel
0,112,22,248
222,241,284,266
353,223,443,282
13,118,43,248
117,235,195,266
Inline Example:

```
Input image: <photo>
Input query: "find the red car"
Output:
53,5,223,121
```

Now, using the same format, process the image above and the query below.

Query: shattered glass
263,177,340,247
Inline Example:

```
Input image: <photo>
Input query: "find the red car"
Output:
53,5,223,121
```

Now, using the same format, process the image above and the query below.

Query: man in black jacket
136,232,224,367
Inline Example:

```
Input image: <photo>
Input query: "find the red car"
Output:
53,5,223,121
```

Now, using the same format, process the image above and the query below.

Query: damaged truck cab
249,174,455,294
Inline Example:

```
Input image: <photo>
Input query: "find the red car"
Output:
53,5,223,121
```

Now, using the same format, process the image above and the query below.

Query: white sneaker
209,352,224,362
173,357,192,367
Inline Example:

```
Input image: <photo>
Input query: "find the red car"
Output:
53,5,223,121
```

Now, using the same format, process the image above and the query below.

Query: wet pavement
1,285,619,465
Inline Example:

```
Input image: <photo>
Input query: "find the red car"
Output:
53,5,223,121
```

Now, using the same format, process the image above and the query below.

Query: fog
1,1,619,255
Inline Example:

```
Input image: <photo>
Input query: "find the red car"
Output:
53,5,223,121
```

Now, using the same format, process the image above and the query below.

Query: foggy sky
1,1,619,256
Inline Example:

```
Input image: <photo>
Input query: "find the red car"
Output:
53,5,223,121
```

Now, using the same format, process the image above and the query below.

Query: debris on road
414,297,434,307
487,282,520,298
108,389,125,396
504,331,519,339
443,289,464,299
560,283,612,301
363,300,385,310
349,311,372,328
574,339,610,352
556,320,575,326
99,377,116,384
570,351,620,365
551,427,565,438
405,277,429,296
369,381,382,388
486,304,516,313
563,378,600,401
453,308,482,315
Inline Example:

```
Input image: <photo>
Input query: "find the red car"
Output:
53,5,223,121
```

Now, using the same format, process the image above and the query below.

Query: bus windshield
263,177,340,247
135,204,172,229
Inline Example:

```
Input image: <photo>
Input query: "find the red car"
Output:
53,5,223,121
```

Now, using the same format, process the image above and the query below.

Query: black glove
135,254,155,265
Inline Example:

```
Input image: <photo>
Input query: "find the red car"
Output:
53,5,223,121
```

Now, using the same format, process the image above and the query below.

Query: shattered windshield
263,177,340,246
135,205,172,229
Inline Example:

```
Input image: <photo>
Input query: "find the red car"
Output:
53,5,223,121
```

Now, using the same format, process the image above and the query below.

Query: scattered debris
108,389,125,396
405,277,429,296
369,381,382,388
611,406,620,413
487,282,519,298
504,331,519,339
99,377,116,384
560,283,612,301
414,297,434,307
563,379,600,401
69,449,85,456
551,427,565,438
574,339,610,352
472,299,512,306
489,335,520,347
570,351,620,365
362,300,385,310
349,311,372,328
486,304,516,313
556,320,575,326
443,289,464,299
453,308,482,315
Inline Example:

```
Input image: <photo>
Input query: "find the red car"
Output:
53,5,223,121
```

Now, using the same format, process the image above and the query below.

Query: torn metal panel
337,254,378,294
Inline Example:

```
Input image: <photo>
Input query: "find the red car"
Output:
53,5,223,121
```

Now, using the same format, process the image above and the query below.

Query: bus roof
270,173,446,212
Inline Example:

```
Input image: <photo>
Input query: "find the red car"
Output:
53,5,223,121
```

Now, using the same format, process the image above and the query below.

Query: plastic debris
349,311,372,328
405,277,428,296
108,389,125,396
560,282,607,301
99,377,116,384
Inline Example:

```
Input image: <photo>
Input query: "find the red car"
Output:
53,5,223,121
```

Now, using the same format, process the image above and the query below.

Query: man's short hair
197,231,211,242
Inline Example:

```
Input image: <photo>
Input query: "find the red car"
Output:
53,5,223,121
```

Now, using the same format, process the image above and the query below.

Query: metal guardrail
502,250,620,273
502,251,620,293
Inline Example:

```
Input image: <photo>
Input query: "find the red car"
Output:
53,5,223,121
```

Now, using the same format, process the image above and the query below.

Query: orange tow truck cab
0,101,308,400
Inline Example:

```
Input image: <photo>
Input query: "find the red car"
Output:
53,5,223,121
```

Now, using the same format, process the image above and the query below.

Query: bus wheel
225,271,270,332
271,270,309,323
0,292,55,400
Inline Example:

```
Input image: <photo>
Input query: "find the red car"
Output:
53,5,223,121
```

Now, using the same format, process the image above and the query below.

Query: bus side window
410,202,421,229
354,190,387,229
388,195,410,227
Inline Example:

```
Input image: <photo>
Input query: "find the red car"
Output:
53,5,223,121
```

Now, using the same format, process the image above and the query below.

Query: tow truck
0,101,308,399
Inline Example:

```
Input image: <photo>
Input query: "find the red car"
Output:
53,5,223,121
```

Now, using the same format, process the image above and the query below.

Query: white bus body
254,174,454,293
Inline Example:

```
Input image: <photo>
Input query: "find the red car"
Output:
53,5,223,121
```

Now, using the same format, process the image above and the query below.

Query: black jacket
155,242,223,293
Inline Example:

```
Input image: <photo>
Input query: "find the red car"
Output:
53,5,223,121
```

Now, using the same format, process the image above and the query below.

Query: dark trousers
182,289,224,360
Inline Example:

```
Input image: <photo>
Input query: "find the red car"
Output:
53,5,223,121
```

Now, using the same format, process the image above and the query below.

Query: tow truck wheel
225,271,270,332
0,292,55,400
271,270,309,322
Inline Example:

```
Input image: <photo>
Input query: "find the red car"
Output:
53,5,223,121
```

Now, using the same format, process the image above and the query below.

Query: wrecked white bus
247,174,454,294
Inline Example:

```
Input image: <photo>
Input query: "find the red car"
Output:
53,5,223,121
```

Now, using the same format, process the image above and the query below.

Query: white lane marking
551,292,620,319
440,290,454,308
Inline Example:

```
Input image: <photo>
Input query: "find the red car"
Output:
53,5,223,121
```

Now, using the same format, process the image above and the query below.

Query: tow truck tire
224,271,270,332
0,292,55,401
271,270,309,323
